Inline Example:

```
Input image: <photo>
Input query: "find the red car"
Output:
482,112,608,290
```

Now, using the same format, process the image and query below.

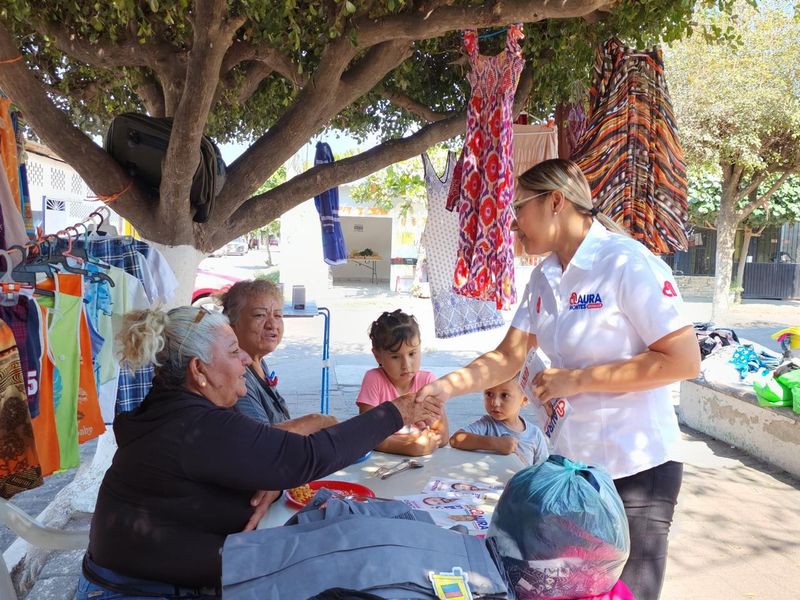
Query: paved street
4,251,799,599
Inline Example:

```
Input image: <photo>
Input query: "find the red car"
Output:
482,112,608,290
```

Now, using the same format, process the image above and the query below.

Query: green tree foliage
0,0,743,262
351,144,452,218
688,170,800,229
667,0,800,316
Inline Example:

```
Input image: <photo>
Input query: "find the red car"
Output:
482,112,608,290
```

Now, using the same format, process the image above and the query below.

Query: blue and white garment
313,142,348,266
81,237,154,414
419,151,505,338
461,415,549,467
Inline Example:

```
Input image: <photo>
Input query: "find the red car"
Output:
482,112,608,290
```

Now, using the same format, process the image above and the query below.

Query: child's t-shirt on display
461,415,549,466
356,368,437,407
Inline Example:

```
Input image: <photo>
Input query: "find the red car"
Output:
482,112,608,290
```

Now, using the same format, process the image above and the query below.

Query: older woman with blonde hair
77,306,441,599
418,159,700,600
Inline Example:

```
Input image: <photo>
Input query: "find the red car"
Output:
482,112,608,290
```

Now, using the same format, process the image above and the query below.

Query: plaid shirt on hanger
82,236,154,414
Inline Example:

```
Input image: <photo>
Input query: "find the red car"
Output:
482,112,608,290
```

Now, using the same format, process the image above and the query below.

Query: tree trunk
148,242,207,308
712,174,742,321
734,226,753,303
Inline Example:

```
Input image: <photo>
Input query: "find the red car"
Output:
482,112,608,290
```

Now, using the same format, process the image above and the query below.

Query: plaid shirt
85,237,153,414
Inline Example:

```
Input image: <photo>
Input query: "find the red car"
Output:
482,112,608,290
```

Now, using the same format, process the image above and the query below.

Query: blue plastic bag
488,455,629,599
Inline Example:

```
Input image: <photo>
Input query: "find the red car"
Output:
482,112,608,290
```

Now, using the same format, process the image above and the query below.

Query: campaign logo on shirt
535,295,542,314
569,291,603,310
662,281,678,298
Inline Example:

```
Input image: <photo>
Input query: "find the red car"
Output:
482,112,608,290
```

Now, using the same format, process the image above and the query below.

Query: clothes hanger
0,249,25,306
476,27,507,40
7,245,56,298
49,229,115,286
11,243,56,278
73,221,112,271
87,206,118,237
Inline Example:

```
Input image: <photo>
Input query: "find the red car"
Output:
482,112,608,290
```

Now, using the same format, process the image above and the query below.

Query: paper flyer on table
395,494,490,533
422,477,505,500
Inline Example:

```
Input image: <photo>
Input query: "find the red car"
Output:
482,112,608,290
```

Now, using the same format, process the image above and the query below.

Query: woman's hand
242,489,281,531
414,377,454,407
392,393,444,428
532,368,582,403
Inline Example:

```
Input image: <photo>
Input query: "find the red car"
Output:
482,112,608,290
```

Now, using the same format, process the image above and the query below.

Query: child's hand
495,435,519,455
413,429,442,455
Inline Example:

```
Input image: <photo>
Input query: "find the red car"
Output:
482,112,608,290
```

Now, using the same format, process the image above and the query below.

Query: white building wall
25,147,124,234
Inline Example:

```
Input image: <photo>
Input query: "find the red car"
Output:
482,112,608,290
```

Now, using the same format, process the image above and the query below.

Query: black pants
614,461,683,600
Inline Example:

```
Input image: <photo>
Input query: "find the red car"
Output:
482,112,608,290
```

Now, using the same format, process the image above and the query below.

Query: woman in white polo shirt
417,159,700,600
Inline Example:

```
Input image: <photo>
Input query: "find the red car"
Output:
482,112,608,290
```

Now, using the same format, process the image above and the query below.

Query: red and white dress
453,24,524,310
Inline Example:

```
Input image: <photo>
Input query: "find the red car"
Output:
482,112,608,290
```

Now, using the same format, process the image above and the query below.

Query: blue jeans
76,555,219,600
75,574,219,599
76,574,169,599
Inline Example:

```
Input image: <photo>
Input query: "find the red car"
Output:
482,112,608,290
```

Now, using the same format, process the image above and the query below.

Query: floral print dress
453,24,524,310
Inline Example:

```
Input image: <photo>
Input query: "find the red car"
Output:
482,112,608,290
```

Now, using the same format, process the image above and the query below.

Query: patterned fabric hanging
420,151,505,338
571,37,688,255
0,319,43,498
452,24,524,310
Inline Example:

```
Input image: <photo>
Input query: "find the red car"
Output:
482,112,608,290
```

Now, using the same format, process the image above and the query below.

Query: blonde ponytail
119,309,169,370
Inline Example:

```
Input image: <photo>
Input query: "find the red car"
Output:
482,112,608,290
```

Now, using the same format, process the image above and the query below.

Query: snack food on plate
288,484,314,504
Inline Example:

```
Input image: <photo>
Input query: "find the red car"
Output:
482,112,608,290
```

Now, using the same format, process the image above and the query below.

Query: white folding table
259,447,524,528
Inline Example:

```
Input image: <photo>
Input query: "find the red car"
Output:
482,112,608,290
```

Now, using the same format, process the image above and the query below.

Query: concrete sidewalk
4,277,800,599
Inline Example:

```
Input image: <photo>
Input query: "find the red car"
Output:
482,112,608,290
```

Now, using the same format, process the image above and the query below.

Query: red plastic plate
284,480,375,508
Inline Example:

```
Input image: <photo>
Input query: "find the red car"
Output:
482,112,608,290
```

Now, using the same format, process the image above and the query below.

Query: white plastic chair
1,498,88,599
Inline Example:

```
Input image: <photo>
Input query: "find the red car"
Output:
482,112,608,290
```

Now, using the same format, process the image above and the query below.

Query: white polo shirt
511,221,689,479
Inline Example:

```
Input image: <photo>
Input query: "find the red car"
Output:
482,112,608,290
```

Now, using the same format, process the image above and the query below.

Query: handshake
391,392,447,428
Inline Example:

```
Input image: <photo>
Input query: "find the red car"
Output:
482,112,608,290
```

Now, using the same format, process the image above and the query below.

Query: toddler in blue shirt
450,376,549,467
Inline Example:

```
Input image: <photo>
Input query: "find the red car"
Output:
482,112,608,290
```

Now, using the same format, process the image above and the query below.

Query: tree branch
135,72,166,117
380,89,457,122
353,0,614,46
221,40,303,85
233,61,275,104
737,170,795,221
0,21,156,232
217,113,465,247
34,19,170,68
159,0,245,231
214,63,533,247
213,36,359,216
335,40,414,109
736,171,766,202
216,40,414,222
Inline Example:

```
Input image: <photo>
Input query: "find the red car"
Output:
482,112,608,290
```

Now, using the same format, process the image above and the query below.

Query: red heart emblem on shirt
535,296,542,313
662,281,677,297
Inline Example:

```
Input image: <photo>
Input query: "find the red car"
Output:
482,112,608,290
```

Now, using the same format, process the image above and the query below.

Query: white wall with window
25,141,125,234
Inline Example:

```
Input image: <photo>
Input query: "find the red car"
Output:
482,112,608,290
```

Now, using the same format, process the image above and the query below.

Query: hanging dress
452,24,524,310
420,152,505,338
571,37,688,254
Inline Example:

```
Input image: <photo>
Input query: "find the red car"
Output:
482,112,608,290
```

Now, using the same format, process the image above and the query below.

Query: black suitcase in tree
104,112,225,223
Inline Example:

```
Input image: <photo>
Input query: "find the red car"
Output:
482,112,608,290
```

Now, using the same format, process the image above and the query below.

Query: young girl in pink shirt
356,310,449,456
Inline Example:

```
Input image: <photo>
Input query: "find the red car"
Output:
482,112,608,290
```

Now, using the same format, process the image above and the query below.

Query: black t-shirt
88,383,402,587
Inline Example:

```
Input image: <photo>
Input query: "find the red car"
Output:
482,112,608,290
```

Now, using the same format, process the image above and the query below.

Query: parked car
192,268,243,309
268,235,279,247
224,237,248,256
